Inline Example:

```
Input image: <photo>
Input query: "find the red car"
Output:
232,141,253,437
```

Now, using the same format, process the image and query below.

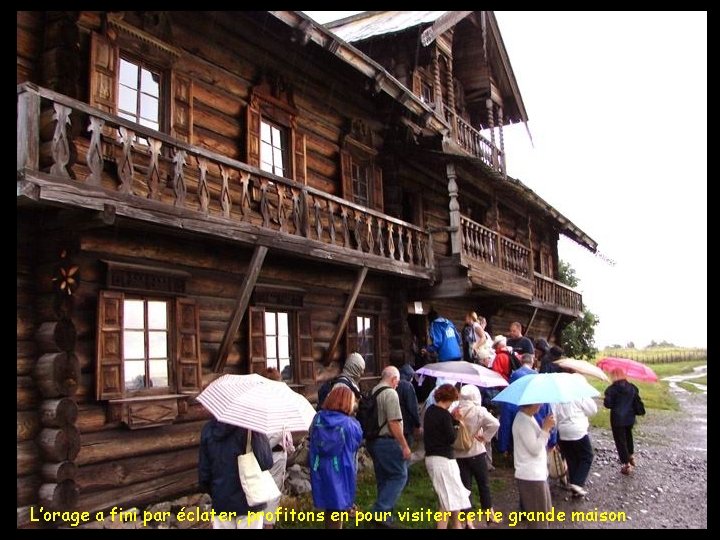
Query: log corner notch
213,245,268,373
324,266,369,363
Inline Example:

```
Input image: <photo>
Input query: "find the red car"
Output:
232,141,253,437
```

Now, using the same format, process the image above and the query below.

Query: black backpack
317,375,360,409
509,351,523,372
356,386,391,440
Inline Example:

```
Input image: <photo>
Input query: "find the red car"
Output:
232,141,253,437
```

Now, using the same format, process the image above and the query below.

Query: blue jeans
367,437,408,517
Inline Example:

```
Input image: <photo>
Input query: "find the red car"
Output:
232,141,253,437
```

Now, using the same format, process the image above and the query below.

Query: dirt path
485,386,707,529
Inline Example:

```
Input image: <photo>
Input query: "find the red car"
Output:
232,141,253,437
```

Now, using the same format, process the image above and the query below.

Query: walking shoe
569,484,588,497
629,455,636,466
620,464,632,475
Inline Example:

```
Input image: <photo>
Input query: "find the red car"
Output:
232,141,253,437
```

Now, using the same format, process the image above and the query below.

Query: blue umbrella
491,372,599,406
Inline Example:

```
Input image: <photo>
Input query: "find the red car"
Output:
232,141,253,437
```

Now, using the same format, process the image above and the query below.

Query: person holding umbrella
604,368,644,475
198,419,273,529
513,403,556,528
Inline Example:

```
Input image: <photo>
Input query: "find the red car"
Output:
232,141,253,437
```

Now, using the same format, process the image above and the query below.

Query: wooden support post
326,267,368,362
17,85,40,171
548,313,562,343
447,163,461,255
213,246,268,372
526,307,538,335
486,98,497,168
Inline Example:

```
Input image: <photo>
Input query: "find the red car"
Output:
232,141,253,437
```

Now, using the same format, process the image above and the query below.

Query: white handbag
237,430,281,506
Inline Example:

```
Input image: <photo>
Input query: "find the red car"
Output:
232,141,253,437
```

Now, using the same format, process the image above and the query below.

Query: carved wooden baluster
366,215,375,254
173,149,187,207
461,221,468,255
314,198,323,240
277,184,287,232
470,226,478,259
50,103,72,178
220,165,231,218
299,189,309,237
416,234,424,266
328,201,336,245
353,212,363,252
239,171,251,215
86,116,105,186
260,178,270,227
198,157,209,215
341,207,350,248
397,225,405,262
387,223,395,260
117,126,135,194
291,188,301,233
406,229,414,264
146,138,162,200
376,219,385,257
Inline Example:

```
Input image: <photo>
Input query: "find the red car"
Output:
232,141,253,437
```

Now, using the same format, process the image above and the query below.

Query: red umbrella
597,357,658,382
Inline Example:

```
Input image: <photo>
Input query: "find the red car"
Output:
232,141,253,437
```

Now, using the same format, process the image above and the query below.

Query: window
260,120,289,177
356,316,376,375
123,298,170,391
420,79,434,106
248,306,315,385
347,312,381,376
96,265,201,404
117,57,162,134
245,78,306,183
340,122,384,212
264,311,292,382
351,161,371,208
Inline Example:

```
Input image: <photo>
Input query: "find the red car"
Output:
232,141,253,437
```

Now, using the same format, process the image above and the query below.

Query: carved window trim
340,120,384,212
104,260,190,296
97,261,200,429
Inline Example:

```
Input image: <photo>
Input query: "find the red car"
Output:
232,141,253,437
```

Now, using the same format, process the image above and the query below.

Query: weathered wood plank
76,420,205,465
76,447,198,491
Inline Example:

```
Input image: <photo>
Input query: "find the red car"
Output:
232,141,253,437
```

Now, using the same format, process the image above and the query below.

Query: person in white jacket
512,403,555,529
552,387,598,497
454,385,501,527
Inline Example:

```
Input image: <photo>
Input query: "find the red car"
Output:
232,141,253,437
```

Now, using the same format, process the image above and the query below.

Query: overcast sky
304,11,707,349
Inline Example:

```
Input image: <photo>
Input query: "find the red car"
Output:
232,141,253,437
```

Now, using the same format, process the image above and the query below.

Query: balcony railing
460,215,530,279
444,106,505,174
17,83,434,276
533,273,583,314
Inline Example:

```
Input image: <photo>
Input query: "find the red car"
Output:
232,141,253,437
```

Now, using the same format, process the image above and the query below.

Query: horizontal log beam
37,426,81,462
40,397,79,428
75,468,198,515
76,447,198,491
38,480,78,511
17,411,41,442
76,420,205,466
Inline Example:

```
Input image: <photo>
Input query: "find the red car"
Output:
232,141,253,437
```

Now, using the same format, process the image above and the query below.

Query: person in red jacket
491,335,511,381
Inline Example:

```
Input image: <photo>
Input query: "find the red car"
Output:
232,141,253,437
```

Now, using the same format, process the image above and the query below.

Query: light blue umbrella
491,372,599,406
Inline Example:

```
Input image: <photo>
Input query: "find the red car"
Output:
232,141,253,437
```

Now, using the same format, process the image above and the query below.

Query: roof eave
268,11,449,134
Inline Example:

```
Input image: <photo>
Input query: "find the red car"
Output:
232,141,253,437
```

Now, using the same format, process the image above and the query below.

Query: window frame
347,311,381,376
116,54,165,135
259,118,290,178
263,309,294,382
121,296,173,397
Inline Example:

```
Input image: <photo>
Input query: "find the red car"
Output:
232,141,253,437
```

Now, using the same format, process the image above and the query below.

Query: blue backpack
309,415,347,472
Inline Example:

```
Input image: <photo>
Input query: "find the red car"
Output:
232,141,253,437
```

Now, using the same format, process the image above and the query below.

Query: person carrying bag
238,430,282,506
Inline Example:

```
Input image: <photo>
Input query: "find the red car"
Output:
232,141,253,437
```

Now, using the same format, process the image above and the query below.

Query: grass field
599,347,706,364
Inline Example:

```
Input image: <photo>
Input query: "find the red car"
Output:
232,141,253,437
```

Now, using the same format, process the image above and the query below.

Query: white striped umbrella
415,361,509,388
197,374,316,434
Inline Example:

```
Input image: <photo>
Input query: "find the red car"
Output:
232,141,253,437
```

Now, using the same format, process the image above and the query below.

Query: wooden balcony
532,273,583,316
460,215,530,279
16,84,434,280
455,214,532,300
444,106,505,174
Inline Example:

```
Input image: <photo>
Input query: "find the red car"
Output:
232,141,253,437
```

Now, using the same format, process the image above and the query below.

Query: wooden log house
16,11,597,524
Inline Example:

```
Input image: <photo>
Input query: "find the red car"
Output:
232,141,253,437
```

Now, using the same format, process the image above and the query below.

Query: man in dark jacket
199,419,273,528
